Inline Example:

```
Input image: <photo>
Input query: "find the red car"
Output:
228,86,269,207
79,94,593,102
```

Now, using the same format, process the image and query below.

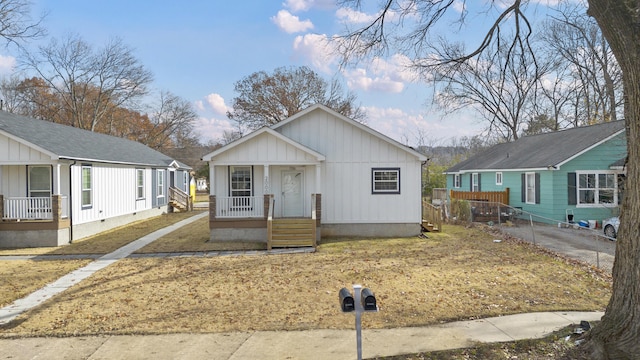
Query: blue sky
0,0,507,146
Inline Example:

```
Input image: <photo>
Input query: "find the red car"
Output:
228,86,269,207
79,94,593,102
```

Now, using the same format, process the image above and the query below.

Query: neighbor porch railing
2,196,69,221
215,196,265,218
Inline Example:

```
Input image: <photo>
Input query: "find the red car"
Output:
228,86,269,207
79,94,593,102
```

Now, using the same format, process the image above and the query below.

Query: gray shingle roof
446,121,626,172
0,111,186,168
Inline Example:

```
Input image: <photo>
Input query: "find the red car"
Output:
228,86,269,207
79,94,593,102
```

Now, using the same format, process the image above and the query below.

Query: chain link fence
445,199,615,274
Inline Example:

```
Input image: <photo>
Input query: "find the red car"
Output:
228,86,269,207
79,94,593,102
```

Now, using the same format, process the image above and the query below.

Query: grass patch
0,224,611,337
0,211,204,256
134,215,265,253
0,260,91,307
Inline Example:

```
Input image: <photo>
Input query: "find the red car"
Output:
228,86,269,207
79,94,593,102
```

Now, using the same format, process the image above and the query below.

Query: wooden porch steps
268,218,316,249
422,220,440,232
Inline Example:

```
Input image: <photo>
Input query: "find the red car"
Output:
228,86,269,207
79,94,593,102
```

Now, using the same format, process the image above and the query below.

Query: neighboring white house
0,111,192,248
202,104,427,246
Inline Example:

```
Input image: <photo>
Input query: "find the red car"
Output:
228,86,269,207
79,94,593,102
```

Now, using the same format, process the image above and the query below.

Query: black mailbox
339,287,355,312
361,288,377,311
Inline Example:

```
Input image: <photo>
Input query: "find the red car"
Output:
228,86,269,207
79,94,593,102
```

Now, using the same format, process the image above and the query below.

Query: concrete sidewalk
0,311,602,360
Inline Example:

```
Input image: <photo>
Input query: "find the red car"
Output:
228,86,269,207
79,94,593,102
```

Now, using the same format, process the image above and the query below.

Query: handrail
422,199,442,231
169,187,191,211
267,195,275,250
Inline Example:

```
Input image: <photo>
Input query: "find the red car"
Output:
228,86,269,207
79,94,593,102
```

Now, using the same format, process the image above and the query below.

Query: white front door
282,170,304,217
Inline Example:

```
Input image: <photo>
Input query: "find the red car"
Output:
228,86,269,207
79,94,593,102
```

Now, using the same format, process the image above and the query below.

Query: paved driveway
498,222,615,274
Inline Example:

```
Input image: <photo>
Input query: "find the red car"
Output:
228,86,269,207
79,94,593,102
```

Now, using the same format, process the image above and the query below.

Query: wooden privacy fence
450,188,511,223
449,188,510,205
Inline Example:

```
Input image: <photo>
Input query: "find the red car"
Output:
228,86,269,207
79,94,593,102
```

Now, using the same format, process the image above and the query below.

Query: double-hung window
372,168,400,194
453,174,461,188
136,169,145,199
577,171,617,207
471,173,480,192
496,172,503,186
81,165,92,208
230,166,252,209
525,172,536,204
157,170,165,198
28,166,51,198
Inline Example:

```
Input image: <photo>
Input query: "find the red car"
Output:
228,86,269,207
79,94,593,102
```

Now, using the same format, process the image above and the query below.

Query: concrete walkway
0,213,604,359
0,212,209,326
0,311,603,360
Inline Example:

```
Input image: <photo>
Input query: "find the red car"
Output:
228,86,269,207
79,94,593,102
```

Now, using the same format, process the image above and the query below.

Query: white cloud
452,0,466,13
292,33,336,73
271,10,314,34
0,54,16,74
363,106,483,146
205,93,230,115
335,7,378,24
284,0,334,12
193,116,236,144
343,54,419,93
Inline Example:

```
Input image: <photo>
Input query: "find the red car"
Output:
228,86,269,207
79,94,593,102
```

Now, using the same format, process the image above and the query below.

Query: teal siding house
445,121,627,225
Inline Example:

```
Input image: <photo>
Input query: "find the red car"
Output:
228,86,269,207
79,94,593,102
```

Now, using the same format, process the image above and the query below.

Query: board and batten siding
275,107,423,224
0,133,54,164
211,131,320,165
71,163,155,225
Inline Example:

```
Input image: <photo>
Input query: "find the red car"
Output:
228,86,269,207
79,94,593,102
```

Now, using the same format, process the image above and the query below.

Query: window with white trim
453,174,461,188
472,173,479,192
28,166,51,198
183,172,189,191
230,166,252,197
230,166,253,209
136,169,144,199
372,168,400,194
81,165,92,207
577,171,617,207
157,170,165,198
496,172,503,186
525,172,536,204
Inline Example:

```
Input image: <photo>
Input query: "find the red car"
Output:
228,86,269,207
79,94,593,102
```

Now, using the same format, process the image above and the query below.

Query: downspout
68,161,76,244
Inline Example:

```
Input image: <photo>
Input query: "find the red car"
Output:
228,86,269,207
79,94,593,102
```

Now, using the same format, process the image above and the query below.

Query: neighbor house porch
0,164,72,247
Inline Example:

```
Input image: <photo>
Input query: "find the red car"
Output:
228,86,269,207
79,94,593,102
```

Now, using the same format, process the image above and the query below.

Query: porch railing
2,196,69,220
215,196,264,218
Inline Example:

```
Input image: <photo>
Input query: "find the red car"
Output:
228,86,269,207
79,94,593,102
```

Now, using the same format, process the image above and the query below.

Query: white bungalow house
202,104,427,248
0,111,192,248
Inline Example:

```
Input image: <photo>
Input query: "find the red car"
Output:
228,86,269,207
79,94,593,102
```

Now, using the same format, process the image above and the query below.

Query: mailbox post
338,284,378,360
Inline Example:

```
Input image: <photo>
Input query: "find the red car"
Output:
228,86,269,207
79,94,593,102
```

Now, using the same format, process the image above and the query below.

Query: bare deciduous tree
0,0,45,46
541,3,622,125
20,34,153,131
432,35,548,141
227,66,364,131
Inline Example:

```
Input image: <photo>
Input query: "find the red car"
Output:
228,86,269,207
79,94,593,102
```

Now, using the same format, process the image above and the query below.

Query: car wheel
604,224,617,239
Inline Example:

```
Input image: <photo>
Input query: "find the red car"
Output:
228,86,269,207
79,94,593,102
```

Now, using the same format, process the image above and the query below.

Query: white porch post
209,163,215,196
53,163,61,195
264,165,270,194
315,164,322,194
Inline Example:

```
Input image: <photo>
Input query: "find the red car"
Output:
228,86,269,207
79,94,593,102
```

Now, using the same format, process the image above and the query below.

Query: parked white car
603,217,620,239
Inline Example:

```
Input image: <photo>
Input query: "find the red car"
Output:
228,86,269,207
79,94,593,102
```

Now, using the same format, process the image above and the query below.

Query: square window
372,168,400,194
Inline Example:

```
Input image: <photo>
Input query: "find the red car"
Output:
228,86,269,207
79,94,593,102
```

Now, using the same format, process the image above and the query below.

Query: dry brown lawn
0,224,611,337
0,260,91,308
0,211,204,257
0,211,203,309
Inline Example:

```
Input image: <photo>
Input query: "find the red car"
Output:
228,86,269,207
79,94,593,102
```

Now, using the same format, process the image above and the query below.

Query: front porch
209,194,321,249
0,194,71,247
